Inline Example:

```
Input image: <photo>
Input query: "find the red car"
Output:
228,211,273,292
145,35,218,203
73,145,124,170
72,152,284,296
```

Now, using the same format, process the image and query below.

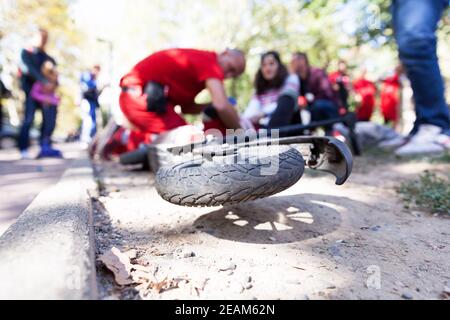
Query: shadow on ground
191,193,358,244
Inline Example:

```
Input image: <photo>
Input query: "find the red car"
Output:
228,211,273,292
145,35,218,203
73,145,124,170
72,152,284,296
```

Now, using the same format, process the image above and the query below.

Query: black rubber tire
120,148,148,166
155,146,305,207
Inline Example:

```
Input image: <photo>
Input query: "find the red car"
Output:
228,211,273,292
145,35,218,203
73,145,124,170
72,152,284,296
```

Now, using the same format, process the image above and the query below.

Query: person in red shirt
380,65,403,127
328,60,351,112
352,69,377,122
117,48,246,151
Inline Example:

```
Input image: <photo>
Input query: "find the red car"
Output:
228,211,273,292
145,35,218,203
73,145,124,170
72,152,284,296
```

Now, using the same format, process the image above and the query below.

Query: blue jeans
392,0,450,135
80,98,98,143
18,89,57,150
40,105,57,147
308,99,339,134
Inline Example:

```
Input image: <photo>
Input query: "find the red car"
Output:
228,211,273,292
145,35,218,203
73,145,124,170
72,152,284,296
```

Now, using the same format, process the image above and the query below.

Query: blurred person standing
17,27,61,159
29,60,61,158
80,65,102,146
392,0,450,156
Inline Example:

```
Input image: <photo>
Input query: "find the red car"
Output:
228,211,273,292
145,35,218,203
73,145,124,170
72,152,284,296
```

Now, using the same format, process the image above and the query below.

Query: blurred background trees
0,0,449,134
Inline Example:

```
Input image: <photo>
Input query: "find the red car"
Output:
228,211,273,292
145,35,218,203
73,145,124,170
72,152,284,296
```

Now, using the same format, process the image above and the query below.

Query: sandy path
92,154,450,300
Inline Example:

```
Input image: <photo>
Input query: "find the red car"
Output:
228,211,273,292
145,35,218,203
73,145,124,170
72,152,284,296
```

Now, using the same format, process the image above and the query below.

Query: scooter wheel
155,145,305,207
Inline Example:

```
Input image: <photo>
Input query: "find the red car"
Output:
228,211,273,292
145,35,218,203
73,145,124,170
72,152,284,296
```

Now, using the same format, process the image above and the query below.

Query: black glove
144,81,167,114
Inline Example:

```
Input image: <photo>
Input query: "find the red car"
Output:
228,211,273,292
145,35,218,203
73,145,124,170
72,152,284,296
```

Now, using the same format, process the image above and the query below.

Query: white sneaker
395,124,446,157
378,136,407,150
435,133,450,150
20,150,32,160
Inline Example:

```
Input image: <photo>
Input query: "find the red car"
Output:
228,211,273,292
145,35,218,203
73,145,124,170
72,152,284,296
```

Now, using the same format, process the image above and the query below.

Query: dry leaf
99,247,134,286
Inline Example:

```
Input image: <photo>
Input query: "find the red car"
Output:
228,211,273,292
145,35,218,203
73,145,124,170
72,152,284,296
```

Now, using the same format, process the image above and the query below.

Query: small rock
219,262,237,272
244,283,253,290
182,251,195,258
327,285,337,290
328,245,342,257
401,292,413,300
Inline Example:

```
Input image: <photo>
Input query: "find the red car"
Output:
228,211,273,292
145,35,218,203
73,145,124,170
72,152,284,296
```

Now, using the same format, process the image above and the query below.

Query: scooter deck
168,135,353,185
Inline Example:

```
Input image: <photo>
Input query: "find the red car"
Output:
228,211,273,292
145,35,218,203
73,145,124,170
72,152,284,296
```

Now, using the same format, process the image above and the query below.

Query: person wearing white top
243,51,300,129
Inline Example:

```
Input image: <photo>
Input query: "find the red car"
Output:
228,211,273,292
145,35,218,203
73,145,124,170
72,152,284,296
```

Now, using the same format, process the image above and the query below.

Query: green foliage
397,171,450,216
431,151,450,164
1,0,85,134
1,0,449,134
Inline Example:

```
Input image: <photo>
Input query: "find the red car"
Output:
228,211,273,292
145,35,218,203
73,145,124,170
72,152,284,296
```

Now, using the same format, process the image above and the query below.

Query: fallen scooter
120,125,353,207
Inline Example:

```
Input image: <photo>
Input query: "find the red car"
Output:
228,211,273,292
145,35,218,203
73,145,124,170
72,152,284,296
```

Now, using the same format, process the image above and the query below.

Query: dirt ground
92,152,450,300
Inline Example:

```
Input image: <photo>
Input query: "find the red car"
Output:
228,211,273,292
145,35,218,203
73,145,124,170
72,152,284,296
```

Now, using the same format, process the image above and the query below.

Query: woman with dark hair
243,51,299,128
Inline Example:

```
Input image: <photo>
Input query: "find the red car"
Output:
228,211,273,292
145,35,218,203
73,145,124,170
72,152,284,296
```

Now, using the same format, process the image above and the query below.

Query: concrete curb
0,156,98,300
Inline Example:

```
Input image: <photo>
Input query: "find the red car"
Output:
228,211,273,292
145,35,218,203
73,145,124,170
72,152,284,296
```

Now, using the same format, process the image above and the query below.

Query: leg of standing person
393,0,450,155
40,106,56,146
88,99,98,139
18,91,38,158
0,103,3,134
80,99,92,144
38,105,62,158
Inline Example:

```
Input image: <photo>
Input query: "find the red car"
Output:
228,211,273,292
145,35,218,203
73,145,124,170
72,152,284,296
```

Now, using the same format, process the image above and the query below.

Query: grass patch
431,151,450,164
397,171,450,216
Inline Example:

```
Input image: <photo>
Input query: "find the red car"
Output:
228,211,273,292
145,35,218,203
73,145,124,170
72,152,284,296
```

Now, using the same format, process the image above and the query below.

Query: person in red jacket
352,69,377,122
380,65,403,127
109,48,246,154
328,60,351,112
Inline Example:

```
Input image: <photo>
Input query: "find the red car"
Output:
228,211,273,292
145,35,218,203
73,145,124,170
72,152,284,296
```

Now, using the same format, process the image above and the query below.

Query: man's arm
181,102,209,115
205,78,241,129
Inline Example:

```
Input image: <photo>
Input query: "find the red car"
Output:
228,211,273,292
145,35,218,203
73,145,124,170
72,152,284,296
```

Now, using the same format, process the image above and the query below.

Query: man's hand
206,78,241,129
298,96,308,109
240,117,255,130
